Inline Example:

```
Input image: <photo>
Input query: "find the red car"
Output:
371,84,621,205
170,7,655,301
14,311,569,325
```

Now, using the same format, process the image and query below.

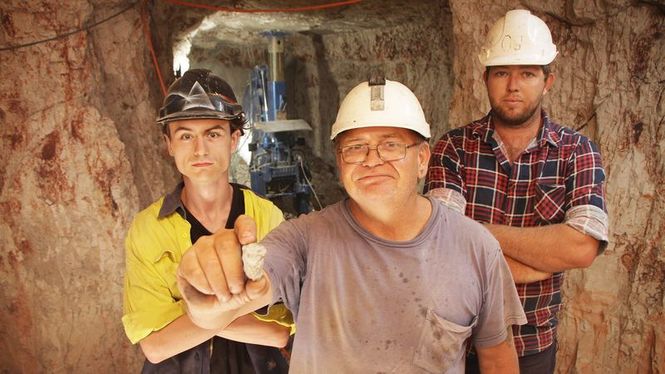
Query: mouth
356,174,392,182
503,96,522,104
192,161,214,167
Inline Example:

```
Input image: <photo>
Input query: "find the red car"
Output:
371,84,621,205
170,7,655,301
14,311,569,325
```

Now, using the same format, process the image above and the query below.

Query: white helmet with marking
330,78,430,140
479,9,558,66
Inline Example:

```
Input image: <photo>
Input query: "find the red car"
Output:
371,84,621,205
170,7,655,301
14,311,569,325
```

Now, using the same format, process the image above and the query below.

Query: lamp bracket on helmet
368,72,386,111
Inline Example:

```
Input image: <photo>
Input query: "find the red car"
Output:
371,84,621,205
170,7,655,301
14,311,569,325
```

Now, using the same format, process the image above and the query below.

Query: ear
335,153,344,184
164,133,174,157
230,129,241,151
417,142,431,179
482,69,492,93
543,73,556,95
482,67,491,87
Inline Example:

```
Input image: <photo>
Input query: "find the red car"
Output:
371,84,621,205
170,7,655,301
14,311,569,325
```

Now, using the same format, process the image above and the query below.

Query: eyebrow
343,133,401,143
172,124,225,134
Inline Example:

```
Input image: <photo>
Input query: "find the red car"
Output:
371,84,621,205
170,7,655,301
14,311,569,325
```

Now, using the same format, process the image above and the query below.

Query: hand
176,215,270,329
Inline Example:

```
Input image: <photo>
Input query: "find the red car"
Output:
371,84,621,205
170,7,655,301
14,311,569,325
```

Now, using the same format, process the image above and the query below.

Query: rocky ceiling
163,0,443,49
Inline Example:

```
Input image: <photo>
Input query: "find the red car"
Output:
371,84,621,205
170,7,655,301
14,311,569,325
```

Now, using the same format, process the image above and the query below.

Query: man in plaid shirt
425,10,609,374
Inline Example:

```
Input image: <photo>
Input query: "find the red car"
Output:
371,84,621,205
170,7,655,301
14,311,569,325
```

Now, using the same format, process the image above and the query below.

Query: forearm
141,299,282,363
486,223,599,272
476,334,519,374
218,313,290,348
185,292,272,331
504,255,552,284
139,314,218,364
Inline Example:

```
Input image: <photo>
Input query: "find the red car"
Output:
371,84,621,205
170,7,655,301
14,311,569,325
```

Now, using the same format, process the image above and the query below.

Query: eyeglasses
338,142,421,164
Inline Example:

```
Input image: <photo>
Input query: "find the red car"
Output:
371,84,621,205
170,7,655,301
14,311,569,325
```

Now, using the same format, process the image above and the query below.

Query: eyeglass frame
337,141,423,164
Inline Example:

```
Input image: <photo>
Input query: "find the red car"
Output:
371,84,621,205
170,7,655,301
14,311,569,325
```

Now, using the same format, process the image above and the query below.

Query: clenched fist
176,215,272,329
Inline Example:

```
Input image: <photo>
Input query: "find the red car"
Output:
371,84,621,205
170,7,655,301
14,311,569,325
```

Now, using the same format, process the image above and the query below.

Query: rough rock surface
0,0,173,371
0,0,663,372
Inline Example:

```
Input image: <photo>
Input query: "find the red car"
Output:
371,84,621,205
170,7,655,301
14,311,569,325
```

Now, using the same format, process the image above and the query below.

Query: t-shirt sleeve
121,221,184,345
472,248,527,348
424,133,465,196
261,219,307,320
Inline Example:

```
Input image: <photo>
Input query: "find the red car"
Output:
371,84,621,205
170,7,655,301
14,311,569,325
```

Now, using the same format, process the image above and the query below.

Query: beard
490,98,542,128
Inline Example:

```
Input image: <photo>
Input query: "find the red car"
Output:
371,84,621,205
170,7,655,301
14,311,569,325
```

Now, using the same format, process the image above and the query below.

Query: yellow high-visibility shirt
122,185,291,344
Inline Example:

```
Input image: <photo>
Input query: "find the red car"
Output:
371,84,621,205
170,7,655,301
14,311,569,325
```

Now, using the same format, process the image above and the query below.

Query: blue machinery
245,34,318,214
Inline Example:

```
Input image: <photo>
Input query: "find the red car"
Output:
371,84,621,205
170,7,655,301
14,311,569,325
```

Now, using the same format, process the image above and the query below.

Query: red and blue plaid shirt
425,110,608,356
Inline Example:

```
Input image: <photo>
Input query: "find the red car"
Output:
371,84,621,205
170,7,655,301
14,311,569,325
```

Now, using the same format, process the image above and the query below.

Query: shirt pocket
413,309,476,373
534,183,566,223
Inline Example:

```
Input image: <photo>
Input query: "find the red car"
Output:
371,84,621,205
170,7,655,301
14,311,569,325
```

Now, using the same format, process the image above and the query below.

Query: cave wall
284,10,454,167
448,1,665,372
0,1,171,371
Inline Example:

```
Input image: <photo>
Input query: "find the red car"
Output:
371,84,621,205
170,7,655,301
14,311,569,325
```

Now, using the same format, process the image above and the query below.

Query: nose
361,146,384,167
507,72,519,92
194,136,208,156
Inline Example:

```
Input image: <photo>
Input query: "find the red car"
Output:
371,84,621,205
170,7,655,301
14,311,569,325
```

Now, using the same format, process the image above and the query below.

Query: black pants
465,341,557,374
141,337,289,374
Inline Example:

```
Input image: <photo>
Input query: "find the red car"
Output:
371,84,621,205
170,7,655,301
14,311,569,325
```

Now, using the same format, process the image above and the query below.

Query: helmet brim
480,52,557,67
330,122,431,141
156,109,242,125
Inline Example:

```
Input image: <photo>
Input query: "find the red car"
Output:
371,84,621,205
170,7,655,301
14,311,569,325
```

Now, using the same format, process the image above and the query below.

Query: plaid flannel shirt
424,110,608,356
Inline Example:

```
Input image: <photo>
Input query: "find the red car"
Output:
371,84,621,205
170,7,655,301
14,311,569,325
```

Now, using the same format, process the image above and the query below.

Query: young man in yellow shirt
122,69,293,373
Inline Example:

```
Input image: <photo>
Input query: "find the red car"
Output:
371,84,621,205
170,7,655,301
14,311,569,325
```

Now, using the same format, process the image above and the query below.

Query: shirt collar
539,111,560,147
158,181,186,219
472,110,559,148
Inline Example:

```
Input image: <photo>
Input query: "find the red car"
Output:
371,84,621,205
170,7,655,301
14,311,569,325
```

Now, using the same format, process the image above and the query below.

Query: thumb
234,214,257,245
245,273,270,301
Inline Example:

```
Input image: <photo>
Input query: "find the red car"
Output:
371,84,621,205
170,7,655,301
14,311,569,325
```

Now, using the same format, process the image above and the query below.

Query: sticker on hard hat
370,85,384,111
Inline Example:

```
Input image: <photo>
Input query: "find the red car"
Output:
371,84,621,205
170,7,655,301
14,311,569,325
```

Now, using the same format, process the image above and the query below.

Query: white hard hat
330,79,431,140
479,9,558,66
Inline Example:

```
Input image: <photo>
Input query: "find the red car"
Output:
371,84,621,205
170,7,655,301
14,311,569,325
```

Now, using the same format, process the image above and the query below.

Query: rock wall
0,1,173,371
284,7,454,166
448,1,664,372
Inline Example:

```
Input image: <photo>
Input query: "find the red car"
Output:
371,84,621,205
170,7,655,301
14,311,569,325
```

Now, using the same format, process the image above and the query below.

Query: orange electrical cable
141,1,168,96
162,0,361,13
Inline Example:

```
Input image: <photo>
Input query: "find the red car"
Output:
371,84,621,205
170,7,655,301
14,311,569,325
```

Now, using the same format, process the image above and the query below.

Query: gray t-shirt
263,197,526,373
